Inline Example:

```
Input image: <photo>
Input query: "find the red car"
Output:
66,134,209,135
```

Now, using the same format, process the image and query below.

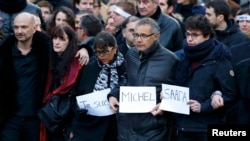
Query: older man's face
136,0,158,17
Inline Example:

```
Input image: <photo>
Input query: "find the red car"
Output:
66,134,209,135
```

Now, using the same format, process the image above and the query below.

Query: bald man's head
14,12,37,42
14,12,35,26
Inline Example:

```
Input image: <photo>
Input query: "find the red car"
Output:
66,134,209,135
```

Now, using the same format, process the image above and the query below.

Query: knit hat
0,0,27,14
192,5,206,16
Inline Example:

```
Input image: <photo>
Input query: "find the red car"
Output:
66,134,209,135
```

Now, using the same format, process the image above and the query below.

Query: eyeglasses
132,33,155,40
185,32,203,39
94,47,113,56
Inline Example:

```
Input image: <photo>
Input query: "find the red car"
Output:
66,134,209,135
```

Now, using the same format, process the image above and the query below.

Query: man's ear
122,28,126,38
153,32,160,41
217,14,224,22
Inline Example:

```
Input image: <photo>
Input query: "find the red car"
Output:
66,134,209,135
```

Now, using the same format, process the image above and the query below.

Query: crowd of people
0,0,249,141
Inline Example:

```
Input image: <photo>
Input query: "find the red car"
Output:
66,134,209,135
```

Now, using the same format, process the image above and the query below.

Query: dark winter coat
116,41,179,141
215,20,250,48
0,1,43,45
68,55,126,141
229,41,250,124
136,6,183,52
175,39,237,132
0,31,50,126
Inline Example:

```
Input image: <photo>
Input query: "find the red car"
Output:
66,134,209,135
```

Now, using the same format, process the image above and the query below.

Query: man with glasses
76,14,102,51
136,0,183,52
109,17,179,141
174,15,237,141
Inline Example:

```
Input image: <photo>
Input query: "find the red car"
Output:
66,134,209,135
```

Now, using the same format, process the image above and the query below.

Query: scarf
93,52,124,91
176,38,215,85
40,57,82,141
43,58,83,103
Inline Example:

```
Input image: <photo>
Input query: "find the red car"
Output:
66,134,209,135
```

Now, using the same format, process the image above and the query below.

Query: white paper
76,88,114,116
119,86,156,113
160,84,190,115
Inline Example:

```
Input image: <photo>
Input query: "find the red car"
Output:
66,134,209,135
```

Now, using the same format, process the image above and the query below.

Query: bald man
0,12,51,141
0,12,90,141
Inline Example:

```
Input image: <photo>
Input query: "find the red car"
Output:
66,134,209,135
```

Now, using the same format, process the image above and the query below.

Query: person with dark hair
112,0,137,45
46,6,75,36
236,7,250,37
174,0,206,22
74,0,94,13
205,0,250,48
174,15,237,141
36,0,54,23
136,0,183,52
76,14,102,50
118,16,139,56
109,17,179,141
104,15,117,35
65,31,126,141
0,12,91,141
39,24,83,141
0,12,51,141
158,0,186,38
34,0,73,11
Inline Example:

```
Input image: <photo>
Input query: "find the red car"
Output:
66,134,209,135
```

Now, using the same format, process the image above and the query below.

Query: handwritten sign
76,88,114,116
119,86,156,113
160,84,190,115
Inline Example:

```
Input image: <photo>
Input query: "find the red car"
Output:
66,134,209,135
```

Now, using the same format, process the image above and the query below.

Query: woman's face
55,12,68,26
105,18,117,35
53,32,69,55
238,14,250,34
95,46,118,64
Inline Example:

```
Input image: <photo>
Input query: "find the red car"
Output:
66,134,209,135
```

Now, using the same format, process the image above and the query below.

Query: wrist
211,90,222,100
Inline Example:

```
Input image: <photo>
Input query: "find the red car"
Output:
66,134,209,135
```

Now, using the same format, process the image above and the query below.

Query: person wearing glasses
174,15,237,141
109,17,179,141
65,31,126,141
76,14,102,50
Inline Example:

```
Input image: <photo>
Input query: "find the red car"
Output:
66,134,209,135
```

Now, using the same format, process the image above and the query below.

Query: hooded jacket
215,19,250,48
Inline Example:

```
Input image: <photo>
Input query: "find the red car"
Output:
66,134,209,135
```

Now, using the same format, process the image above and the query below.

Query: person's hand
109,96,119,113
160,90,164,100
151,103,164,116
187,100,201,113
211,94,224,109
75,48,89,65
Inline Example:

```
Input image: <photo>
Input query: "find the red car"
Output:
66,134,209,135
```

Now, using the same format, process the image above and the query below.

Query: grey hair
135,17,160,34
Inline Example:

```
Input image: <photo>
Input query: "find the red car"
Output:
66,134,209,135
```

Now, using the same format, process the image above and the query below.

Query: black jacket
136,6,183,52
175,39,237,132
229,41,250,124
117,41,179,141
68,56,126,141
215,20,250,48
0,31,50,125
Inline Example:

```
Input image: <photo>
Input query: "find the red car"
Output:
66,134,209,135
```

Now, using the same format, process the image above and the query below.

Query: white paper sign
119,86,156,113
160,84,190,115
76,88,114,116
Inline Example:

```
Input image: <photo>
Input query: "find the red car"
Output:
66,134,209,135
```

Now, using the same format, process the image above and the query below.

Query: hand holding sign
119,86,156,113
76,88,114,116
160,84,190,115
